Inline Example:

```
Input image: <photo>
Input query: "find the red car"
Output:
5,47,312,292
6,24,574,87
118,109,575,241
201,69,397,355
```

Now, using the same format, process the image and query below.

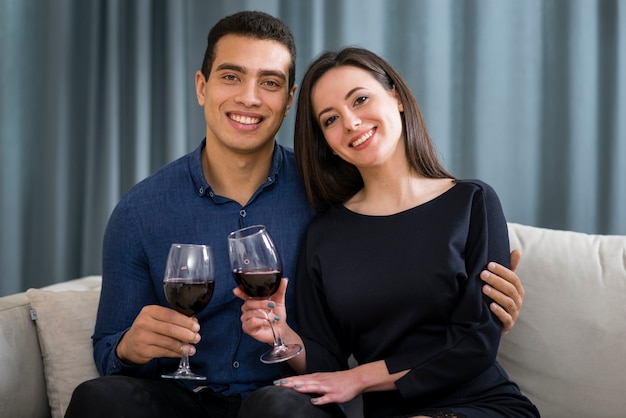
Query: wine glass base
161,371,207,380
260,343,303,364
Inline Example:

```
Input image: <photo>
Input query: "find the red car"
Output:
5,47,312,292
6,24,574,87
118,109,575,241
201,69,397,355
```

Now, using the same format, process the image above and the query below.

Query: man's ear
286,83,297,115
195,71,207,105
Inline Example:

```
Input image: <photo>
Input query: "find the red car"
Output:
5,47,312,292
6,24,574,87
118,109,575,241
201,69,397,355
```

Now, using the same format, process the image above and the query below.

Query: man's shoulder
124,151,195,198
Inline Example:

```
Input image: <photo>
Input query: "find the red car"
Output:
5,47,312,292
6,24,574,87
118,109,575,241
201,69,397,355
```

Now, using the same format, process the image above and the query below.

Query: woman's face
311,65,404,169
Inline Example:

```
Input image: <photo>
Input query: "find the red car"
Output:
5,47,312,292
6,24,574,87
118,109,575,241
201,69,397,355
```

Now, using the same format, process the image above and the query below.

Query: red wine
232,269,282,298
163,279,215,316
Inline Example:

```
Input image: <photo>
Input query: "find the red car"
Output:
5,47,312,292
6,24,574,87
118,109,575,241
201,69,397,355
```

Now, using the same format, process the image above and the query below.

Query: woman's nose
344,112,361,131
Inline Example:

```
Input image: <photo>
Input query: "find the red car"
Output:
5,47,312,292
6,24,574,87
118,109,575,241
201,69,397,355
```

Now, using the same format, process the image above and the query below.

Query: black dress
295,180,540,418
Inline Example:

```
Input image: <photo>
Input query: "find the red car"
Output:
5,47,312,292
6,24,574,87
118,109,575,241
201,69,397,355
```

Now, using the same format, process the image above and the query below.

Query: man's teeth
350,130,373,147
230,114,261,125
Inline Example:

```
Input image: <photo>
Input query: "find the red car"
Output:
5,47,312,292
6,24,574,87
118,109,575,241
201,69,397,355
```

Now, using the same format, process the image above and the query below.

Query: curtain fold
1,0,624,295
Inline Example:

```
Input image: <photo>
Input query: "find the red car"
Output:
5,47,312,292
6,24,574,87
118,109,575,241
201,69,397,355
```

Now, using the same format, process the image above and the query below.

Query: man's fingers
510,249,522,272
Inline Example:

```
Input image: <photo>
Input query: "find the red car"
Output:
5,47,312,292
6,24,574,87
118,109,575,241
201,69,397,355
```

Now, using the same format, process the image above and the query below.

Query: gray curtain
1,0,624,296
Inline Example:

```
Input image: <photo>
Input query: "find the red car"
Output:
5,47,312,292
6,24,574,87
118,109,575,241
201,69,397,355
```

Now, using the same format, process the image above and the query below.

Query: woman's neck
346,163,453,216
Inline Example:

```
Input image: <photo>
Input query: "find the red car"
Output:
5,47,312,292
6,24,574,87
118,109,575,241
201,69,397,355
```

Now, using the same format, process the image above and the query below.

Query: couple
65,10,538,418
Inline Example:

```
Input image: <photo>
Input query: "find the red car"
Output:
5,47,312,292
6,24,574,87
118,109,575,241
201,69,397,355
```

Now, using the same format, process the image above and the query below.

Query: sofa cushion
499,223,626,417
27,287,101,418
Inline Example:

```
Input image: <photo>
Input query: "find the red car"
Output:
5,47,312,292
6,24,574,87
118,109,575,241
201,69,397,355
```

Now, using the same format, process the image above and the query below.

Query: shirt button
239,209,247,217
198,187,204,195
233,361,240,368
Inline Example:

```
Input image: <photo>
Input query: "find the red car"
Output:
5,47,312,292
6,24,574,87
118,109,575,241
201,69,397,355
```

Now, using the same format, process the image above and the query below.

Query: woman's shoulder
452,179,500,198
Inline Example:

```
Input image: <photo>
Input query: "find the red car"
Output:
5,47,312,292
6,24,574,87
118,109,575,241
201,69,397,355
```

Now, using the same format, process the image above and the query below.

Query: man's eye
261,80,283,90
223,74,238,81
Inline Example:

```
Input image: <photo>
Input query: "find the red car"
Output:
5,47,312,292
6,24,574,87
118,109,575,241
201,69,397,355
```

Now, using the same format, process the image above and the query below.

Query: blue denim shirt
93,139,314,398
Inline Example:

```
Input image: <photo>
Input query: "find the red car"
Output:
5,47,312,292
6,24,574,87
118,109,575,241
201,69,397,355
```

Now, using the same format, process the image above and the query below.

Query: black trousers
64,376,345,418
238,385,346,418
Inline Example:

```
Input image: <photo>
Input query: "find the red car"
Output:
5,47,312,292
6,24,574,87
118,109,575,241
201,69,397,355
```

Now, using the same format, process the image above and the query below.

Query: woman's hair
294,47,454,213
200,11,297,91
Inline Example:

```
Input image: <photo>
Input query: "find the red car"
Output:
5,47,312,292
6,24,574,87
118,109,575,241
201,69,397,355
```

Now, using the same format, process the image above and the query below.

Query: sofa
1,223,625,418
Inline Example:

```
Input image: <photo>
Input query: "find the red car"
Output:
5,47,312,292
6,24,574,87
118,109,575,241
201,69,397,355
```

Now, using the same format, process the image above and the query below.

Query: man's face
196,34,295,155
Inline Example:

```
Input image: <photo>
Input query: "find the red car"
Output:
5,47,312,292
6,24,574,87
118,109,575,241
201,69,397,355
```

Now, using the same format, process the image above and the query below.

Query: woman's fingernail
273,314,280,321
268,301,276,308
311,398,319,403
273,380,280,385
295,384,302,388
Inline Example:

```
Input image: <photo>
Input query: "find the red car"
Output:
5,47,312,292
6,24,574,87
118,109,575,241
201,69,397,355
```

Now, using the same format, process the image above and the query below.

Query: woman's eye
354,95,368,106
323,115,338,127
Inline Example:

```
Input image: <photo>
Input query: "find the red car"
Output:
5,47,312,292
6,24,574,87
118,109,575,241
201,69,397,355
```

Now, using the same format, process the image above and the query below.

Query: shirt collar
190,138,285,197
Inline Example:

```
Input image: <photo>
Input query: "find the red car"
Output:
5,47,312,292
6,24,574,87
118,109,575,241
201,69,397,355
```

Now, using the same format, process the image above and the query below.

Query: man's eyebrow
258,70,287,81
215,63,286,81
215,63,246,73
317,87,362,120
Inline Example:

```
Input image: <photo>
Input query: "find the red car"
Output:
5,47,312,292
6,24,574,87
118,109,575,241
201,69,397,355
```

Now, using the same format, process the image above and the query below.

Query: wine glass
228,225,302,364
161,243,215,380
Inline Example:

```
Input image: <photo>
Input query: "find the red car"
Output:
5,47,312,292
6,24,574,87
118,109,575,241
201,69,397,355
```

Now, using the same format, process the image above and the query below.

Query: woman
236,47,539,418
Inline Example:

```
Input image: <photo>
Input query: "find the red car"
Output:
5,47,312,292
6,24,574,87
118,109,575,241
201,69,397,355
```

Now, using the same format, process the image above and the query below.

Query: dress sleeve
294,227,352,373
92,198,159,377
387,181,511,400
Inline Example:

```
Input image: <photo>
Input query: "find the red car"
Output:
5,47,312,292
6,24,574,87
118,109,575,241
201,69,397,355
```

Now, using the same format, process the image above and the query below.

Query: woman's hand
275,369,364,406
275,361,407,405
233,278,291,346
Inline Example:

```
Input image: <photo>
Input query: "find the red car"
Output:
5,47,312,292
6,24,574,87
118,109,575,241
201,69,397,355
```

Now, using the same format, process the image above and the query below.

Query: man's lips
350,128,374,147
229,113,262,125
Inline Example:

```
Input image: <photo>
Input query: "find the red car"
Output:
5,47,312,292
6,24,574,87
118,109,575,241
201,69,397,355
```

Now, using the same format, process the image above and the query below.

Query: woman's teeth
350,129,373,147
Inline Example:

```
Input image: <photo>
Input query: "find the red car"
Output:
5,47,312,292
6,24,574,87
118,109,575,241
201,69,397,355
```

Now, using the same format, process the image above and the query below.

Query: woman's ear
392,85,404,112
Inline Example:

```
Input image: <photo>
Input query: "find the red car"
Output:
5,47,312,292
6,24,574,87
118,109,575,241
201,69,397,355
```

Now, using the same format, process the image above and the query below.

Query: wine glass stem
267,310,284,348
178,345,192,372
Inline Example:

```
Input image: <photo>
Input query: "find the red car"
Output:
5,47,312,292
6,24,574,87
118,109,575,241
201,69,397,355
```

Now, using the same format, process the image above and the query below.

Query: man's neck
202,140,275,206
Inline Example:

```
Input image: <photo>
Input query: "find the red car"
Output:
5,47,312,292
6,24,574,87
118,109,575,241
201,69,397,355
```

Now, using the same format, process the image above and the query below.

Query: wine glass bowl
161,243,215,380
228,225,302,364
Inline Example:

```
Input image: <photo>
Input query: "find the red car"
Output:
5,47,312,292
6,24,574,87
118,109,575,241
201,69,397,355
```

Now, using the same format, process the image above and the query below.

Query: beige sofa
1,223,625,418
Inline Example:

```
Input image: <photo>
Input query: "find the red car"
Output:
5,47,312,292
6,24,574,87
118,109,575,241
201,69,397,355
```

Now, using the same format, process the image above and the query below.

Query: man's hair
200,11,297,91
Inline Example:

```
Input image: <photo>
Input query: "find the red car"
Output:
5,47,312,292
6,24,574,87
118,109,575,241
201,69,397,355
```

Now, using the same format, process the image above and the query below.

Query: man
65,11,524,418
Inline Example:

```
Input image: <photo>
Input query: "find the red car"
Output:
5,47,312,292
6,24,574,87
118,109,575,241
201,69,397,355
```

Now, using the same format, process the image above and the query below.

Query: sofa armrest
0,292,51,418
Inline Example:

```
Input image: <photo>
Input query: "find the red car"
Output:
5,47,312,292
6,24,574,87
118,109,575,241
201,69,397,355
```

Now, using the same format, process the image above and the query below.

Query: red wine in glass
163,279,215,316
232,269,281,298
161,244,215,380
228,225,302,364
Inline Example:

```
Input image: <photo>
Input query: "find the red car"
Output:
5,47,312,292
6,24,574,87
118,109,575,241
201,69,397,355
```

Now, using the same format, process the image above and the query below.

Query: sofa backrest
498,223,626,417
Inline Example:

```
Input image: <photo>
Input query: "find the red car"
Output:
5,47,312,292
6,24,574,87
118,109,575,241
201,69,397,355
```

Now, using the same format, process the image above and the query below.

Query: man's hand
481,249,524,334
115,305,201,365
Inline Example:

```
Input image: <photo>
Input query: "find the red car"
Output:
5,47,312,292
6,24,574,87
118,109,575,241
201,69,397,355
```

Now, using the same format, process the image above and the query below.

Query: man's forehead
212,34,291,75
